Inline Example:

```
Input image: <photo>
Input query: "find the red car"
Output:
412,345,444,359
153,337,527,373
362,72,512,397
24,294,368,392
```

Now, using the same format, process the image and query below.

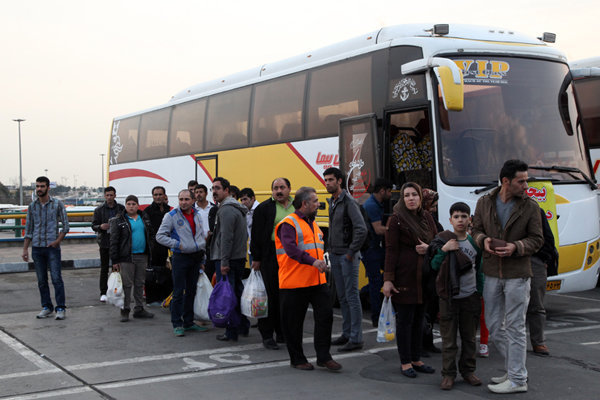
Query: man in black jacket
92,186,125,303
250,177,294,350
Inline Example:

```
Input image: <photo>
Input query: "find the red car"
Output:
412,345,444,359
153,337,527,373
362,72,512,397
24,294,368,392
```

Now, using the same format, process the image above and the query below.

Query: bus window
252,73,305,145
169,98,206,155
307,56,372,138
111,116,140,164
206,87,251,151
574,77,600,147
139,108,170,160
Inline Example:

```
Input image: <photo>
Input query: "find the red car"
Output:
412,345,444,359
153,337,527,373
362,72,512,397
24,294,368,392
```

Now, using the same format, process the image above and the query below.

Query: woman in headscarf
383,182,438,378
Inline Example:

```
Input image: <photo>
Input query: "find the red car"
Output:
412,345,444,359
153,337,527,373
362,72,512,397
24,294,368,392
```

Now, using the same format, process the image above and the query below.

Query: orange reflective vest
275,213,326,289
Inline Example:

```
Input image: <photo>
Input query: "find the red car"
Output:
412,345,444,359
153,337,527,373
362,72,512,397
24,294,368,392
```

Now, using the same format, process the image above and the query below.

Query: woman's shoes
401,367,417,378
412,363,435,374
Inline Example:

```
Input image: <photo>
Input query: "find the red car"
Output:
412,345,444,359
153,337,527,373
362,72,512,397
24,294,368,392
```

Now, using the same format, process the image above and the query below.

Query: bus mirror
435,66,464,111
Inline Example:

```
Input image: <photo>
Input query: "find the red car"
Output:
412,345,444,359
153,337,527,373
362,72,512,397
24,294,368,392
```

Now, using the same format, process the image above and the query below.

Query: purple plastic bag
208,276,240,328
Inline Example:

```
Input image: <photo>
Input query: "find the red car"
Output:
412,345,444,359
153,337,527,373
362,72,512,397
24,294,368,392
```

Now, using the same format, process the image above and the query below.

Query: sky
0,0,597,189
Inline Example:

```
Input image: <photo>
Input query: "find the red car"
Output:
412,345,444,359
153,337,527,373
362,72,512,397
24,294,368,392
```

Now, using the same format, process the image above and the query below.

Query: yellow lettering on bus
475,60,489,78
489,61,510,78
453,59,474,75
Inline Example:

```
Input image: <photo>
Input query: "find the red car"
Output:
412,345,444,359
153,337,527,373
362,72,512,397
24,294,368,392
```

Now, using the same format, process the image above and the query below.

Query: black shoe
401,368,417,378
338,341,364,352
263,338,279,350
133,309,154,319
275,334,285,344
412,363,435,374
331,335,349,346
120,308,130,323
216,334,237,342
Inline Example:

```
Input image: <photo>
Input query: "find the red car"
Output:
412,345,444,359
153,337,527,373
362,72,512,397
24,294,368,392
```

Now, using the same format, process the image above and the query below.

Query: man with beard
250,178,294,350
22,176,70,320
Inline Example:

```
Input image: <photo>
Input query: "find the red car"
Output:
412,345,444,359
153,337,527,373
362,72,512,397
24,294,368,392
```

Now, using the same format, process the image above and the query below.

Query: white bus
108,23,599,293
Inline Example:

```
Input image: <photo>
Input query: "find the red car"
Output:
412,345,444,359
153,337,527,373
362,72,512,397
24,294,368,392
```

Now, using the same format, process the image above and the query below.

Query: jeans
32,246,65,311
330,252,363,343
527,256,547,347
484,275,530,385
99,247,110,296
362,246,384,323
120,254,147,311
215,258,250,339
171,251,203,328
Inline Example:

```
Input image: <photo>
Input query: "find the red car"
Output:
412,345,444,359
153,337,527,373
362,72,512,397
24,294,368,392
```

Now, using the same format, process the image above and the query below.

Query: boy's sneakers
55,309,66,320
36,308,53,319
100,295,107,303
478,344,489,358
174,327,185,337
184,324,208,332
488,379,528,393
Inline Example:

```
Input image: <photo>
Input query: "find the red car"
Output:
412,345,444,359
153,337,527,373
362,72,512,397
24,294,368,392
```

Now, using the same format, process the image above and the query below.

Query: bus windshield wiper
529,165,597,190
474,182,498,195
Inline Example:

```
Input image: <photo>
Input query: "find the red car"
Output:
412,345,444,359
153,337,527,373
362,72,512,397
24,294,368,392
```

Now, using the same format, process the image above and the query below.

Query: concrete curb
0,259,100,274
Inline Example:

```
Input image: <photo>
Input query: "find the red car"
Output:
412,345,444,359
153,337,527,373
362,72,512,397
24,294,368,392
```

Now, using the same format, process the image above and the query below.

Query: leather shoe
338,341,363,352
401,367,417,378
412,363,435,374
262,338,279,350
463,374,482,386
533,344,550,356
331,335,349,346
317,359,342,371
292,362,314,371
440,376,454,390
216,334,237,342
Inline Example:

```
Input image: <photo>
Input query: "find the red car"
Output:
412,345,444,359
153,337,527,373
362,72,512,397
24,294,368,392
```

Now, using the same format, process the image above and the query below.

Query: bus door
572,72,600,180
384,108,434,198
195,155,218,186
339,114,379,204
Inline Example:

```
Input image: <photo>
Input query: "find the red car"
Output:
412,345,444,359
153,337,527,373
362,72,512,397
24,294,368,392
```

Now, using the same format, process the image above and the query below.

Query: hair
370,178,393,194
323,167,344,182
239,187,255,199
212,177,230,191
178,189,192,198
104,186,116,194
36,176,50,186
449,201,471,216
421,188,439,212
499,159,528,182
195,184,208,193
271,177,291,189
293,186,316,209
187,180,198,188
125,194,139,204
151,186,165,195
229,185,240,200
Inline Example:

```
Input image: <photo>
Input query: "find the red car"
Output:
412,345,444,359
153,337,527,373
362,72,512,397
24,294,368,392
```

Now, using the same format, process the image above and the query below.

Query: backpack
207,276,240,328
342,199,374,253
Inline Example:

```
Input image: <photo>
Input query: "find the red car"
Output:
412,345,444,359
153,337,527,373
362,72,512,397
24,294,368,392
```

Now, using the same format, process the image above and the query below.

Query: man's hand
221,265,230,275
382,280,399,298
416,239,429,255
483,237,494,254
312,259,327,273
495,242,517,258
48,240,61,248
100,222,109,231
22,249,29,262
441,239,459,252
251,260,261,271
113,263,121,272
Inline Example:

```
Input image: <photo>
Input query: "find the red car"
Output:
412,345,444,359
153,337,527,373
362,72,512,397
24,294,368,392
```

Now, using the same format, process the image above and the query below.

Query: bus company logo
392,78,419,101
453,59,510,84
111,121,123,164
315,152,339,168
526,186,547,202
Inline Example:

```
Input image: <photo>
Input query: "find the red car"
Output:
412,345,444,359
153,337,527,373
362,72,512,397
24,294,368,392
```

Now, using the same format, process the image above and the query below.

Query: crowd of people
21,159,556,393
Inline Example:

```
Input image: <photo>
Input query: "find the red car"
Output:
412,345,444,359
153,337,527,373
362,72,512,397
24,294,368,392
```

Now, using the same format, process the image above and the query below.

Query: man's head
229,185,240,200
35,176,50,198
151,186,166,205
103,186,116,206
194,184,208,203
212,177,230,203
449,202,471,234
323,167,344,195
499,159,529,198
178,189,194,213
371,178,393,202
187,180,198,200
125,195,139,216
271,178,291,204
239,188,255,211
293,186,319,218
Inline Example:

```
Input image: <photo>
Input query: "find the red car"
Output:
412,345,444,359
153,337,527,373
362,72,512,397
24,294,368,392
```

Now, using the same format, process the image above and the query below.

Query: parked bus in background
108,24,599,293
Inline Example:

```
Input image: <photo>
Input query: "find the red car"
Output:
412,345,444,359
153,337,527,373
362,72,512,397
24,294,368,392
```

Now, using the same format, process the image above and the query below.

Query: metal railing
0,211,94,238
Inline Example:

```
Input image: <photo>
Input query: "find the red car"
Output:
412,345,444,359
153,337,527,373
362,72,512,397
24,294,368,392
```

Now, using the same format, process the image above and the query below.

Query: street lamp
12,119,25,206
99,153,105,187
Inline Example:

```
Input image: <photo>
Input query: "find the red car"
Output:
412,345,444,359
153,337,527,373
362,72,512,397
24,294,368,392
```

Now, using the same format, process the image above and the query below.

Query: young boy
429,202,484,390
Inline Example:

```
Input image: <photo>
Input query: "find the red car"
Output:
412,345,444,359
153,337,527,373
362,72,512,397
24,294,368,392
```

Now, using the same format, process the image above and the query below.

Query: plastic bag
106,272,124,309
194,271,213,321
241,269,268,319
377,297,396,343
208,276,240,328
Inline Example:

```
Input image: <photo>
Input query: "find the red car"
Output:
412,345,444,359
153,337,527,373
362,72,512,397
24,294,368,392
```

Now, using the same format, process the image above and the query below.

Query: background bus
108,23,599,293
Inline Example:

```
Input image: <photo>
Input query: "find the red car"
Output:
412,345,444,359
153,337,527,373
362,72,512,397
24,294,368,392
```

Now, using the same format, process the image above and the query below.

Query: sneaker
133,309,154,319
36,308,53,319
478,344,489,358
100,295,107,303
490,373,508,384
184,324,209,332
488,379,527,393
55,309,65,320
174,327,185,337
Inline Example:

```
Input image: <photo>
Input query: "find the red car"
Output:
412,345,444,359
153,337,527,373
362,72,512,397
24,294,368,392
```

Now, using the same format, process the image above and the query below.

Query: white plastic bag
106,272,124,309
241,269,268,318
194,271,213,321
377,297,396,343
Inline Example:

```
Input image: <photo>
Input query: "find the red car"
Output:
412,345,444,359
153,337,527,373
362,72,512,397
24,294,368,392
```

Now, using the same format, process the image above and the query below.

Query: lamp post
99,153,105,187
12,119,25,206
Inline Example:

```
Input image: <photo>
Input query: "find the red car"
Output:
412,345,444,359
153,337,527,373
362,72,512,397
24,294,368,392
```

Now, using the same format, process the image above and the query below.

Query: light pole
13,119,25,206
99,153,105,187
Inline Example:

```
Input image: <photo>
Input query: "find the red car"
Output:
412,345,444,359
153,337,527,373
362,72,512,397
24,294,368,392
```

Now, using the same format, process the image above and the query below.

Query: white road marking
581,341,600,345
0,330,58,371
209,353,252,364
553,293,600,303
2,387,92,400
182,357,217,370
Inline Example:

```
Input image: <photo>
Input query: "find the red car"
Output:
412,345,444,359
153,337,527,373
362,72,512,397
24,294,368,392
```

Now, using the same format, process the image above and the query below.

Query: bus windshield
437,57,591,185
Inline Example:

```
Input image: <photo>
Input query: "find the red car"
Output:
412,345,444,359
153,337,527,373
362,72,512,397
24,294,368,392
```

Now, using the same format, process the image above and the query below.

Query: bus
108,23,599,293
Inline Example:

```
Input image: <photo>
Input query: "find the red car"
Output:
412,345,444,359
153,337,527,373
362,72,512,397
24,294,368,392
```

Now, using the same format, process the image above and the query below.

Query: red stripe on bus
109,169,169,182
191,155,213,182
286,143,326,187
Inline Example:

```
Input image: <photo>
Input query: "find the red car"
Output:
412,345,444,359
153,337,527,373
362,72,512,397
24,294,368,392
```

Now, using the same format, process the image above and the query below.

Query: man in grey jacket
210,177,250,342
323,167,367,351
156,189,208,337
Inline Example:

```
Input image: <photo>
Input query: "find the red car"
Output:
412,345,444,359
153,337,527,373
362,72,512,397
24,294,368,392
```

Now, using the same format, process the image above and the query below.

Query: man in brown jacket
472,159,544,394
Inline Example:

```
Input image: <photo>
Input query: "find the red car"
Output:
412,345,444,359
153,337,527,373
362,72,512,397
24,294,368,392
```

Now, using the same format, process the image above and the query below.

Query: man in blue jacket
157,189,208,336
